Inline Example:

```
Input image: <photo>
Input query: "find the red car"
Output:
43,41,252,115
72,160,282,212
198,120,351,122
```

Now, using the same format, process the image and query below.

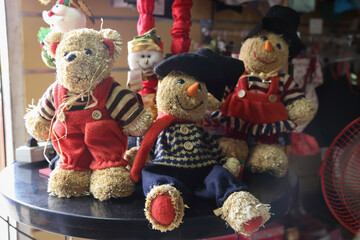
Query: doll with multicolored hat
38,0,94,68
217,5,315,178
127,28,163,119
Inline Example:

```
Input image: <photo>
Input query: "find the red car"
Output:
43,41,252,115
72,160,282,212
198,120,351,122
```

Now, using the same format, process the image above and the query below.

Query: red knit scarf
130,114,191,182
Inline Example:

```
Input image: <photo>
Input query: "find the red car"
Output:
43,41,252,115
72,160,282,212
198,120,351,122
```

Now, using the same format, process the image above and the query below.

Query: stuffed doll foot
215,191,271,236
90,166,135,201
144,184,185,232
48,167,90,198
247,144,288,178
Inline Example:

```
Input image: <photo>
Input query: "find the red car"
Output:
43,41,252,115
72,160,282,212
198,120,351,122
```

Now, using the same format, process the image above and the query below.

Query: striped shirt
39,80,144,127
244,73,305,106
213,73,304,136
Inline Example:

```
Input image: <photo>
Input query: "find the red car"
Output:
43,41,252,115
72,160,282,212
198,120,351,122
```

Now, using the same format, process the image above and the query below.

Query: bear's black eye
63,52,68,57
177,79,185,84
261,36,268,41
198,84,202,90
276,44,281,49
85,49,92,55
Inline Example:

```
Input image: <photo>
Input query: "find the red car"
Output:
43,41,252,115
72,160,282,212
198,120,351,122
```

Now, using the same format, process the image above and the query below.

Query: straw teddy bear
25,28,153,201
127,48,271,235
219,6,315,178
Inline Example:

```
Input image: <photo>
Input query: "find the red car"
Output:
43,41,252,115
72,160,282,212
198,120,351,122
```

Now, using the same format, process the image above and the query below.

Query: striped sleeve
281,74,305,106
105,81,144,127
39,83,56,121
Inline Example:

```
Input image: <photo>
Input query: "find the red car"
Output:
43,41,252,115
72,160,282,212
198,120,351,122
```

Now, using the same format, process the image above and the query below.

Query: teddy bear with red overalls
25,28,153,201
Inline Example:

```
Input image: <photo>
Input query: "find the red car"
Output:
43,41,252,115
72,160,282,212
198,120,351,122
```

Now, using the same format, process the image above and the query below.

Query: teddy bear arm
286,98,316,126
25,107,51,141
24,84,56,141
122,108,153,137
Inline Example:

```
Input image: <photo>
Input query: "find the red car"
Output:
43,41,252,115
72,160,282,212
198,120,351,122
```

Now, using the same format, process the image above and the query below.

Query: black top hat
245,5,305,59
154,48,244,101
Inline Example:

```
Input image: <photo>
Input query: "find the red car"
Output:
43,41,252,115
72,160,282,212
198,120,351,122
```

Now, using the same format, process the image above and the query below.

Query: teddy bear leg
215,191,271,236
90,166,135,201
48,167,91,198
144,184,185,232
246,144,288,178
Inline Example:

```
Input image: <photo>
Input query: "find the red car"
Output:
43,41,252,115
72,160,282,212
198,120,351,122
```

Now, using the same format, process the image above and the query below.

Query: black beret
154,48,244,100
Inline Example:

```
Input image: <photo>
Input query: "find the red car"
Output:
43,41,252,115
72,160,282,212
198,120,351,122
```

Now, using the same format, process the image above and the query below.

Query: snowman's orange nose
187,82,199,97
265,40,273,52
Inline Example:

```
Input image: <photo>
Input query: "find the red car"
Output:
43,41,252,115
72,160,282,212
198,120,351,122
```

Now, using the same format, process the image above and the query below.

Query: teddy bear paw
145,184,185,232
90,166,135,201
217,137,248,161
247,144,288,178
215,191,271,236
48,167,91,198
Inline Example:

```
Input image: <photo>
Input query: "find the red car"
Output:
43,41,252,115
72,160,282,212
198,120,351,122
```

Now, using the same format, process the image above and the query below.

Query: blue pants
142,164,248,207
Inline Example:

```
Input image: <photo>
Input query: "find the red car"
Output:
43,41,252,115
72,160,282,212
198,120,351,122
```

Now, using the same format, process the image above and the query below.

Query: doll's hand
124,146,153,168
24,106,51,141
124,147,139,168
217,137,248,161
222,157,241,177
286,98,316,126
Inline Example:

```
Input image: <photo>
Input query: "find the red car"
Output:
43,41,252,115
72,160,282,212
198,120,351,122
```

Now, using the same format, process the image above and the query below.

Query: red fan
320,117,360,235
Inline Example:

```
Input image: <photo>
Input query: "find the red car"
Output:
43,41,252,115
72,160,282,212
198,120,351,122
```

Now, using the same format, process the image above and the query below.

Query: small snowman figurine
127,28,163,119
38,0,94,68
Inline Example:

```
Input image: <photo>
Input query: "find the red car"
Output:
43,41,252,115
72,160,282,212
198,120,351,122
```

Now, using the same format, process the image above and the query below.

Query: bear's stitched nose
66,54,77,62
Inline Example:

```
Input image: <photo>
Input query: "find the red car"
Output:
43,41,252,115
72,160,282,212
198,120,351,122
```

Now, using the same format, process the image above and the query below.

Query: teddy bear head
44,28,122,93
239,5,305,75
154,48,244,122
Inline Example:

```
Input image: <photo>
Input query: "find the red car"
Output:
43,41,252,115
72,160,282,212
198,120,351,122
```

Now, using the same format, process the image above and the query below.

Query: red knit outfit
221,74,293,144
52,77,128,171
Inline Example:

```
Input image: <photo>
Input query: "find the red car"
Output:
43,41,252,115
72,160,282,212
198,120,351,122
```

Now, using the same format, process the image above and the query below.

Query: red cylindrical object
171,0,193,55
137,0,155,36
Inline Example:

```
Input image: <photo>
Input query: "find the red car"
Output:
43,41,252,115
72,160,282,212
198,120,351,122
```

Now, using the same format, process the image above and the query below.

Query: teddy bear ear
43,31,64,58
100,29,123,58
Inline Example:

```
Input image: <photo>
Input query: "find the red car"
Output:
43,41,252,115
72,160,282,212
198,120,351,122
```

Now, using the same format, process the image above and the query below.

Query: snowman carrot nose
187,82,199,97
265,40,273,52
144,59,149,64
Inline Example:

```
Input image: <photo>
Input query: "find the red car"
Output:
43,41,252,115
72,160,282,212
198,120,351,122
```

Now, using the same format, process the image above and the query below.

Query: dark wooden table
0,161,298,239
